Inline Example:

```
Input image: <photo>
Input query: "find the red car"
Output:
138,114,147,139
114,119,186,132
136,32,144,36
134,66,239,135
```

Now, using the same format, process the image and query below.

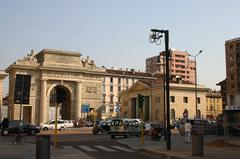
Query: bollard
36,135,50,159
192,134,204,156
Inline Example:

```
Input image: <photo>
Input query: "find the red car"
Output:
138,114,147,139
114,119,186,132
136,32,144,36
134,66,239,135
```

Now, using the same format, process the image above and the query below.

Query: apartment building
206,90,223,119
146,50,196,84
101,68,155,119
225,37,240,107
0,70,8,120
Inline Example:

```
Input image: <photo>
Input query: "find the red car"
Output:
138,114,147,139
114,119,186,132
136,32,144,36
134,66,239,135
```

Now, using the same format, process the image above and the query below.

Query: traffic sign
82,104,90,113
115,107,120,112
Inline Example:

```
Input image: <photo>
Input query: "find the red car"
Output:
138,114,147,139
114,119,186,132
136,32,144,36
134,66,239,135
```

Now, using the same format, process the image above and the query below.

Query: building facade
101,68,155,119
5,49,155,125
146,50,196,84
6,49,105,125
217,79,227,111
225,37,240,106
206,90,223,119
121,76,207,123
0,70,8,120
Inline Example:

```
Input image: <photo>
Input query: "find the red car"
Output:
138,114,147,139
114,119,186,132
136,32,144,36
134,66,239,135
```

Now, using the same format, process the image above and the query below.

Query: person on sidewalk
184,119,192,144
145,121,151,140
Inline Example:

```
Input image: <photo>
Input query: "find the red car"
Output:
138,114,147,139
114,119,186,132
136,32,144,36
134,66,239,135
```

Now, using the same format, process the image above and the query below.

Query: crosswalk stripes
62,145,135,153
110,145,135,152
62,146,93,159
95,145,116,152
78,145,97,152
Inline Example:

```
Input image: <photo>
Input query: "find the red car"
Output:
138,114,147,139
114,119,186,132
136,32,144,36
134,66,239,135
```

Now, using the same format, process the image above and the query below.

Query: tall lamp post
190,50,203,118
150,29,171,150
157,54,166,141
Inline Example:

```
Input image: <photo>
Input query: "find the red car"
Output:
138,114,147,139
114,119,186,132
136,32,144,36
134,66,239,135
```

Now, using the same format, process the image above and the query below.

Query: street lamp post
150,29,171,150
190,50,203,118
157,55,166,141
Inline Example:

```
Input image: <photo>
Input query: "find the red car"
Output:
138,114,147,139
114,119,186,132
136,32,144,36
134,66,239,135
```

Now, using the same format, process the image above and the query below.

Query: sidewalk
118,133,240,159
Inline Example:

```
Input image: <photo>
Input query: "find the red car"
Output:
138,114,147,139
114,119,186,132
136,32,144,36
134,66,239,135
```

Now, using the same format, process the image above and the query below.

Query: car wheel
111,135,115,139
98,130,103,135
30,130,36,135
137,132,141,137
60,127,65,131
43,127,48,131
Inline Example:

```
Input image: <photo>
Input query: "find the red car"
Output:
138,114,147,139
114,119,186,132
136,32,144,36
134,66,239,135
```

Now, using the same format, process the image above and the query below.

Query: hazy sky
1,0,240,94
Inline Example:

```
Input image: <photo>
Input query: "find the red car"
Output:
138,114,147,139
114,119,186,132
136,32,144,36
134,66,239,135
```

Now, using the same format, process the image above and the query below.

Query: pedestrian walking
145,121,151,139
184,119,192,144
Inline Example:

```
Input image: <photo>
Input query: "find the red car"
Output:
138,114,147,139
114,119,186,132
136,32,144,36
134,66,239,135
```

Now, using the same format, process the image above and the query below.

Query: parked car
85,121,93,127
92,120,111,135
178,118,216,135
41,120,66,131
1,120,40,136
64,120,75,128
109,118,142,139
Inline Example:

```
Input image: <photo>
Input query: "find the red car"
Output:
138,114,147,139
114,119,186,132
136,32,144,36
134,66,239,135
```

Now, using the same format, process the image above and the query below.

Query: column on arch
40,79,47,125
75,81,82,119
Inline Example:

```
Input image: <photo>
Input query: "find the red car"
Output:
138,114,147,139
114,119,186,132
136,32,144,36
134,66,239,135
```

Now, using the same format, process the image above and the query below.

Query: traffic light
14,74,31,104
138,94,144,109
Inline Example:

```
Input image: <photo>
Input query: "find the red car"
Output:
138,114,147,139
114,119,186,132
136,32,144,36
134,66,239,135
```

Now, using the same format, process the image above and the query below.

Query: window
110,77,113,83
118,78,121,84
118,86,121,92
170,96,175,103
102,84,105,93
110,95,114,104
102,94,106,103
231,74,234,80
110,85,113,93
170,109,175,120
183,97,188,103
197,97,201,104
230,95,235,105
118,96,121,104
126,78,129,85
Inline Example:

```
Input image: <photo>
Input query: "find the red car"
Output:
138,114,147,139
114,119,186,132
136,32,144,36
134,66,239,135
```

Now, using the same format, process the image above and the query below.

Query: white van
109,118,141,139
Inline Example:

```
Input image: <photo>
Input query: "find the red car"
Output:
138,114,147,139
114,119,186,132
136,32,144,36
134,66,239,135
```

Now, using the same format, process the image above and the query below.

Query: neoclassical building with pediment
6,49,105,125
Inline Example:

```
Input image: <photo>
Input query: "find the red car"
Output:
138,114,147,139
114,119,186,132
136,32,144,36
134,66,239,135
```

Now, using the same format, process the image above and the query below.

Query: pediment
128,81,151,92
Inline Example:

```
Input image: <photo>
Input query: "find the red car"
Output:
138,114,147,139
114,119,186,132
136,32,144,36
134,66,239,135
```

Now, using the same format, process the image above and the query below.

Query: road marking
62,146,93,159
78,145,97,152
95,145,116,152
111,146,135,152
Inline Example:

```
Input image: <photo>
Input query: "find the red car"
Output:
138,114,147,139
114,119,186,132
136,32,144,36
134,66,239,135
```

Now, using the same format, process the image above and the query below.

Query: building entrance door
23,106,32,123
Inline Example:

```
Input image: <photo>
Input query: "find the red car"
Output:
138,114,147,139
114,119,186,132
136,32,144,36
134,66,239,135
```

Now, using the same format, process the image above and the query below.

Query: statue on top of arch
81,56,96,68
16,49,38,65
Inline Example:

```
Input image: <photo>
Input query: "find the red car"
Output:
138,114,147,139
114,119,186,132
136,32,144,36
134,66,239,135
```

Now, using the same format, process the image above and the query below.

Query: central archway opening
49,85,71,120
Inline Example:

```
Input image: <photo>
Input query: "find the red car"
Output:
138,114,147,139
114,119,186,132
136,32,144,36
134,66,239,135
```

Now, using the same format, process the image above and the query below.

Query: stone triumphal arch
6,49,105,125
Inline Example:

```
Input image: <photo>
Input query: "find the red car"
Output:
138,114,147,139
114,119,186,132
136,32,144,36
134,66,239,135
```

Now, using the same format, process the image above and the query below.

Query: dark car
2,120,40,136
92,121,111,134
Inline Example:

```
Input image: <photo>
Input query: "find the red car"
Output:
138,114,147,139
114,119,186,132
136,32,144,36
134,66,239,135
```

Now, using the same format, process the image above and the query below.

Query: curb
139,148,184,159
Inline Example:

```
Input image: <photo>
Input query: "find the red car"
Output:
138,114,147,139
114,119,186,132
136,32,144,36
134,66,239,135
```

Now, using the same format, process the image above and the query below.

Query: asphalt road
52,134,164,159
0,129,165,159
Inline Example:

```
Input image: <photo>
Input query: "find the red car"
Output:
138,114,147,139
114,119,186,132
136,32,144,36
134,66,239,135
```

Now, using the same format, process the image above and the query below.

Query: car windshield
45,120,53,124
111,119,123,126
